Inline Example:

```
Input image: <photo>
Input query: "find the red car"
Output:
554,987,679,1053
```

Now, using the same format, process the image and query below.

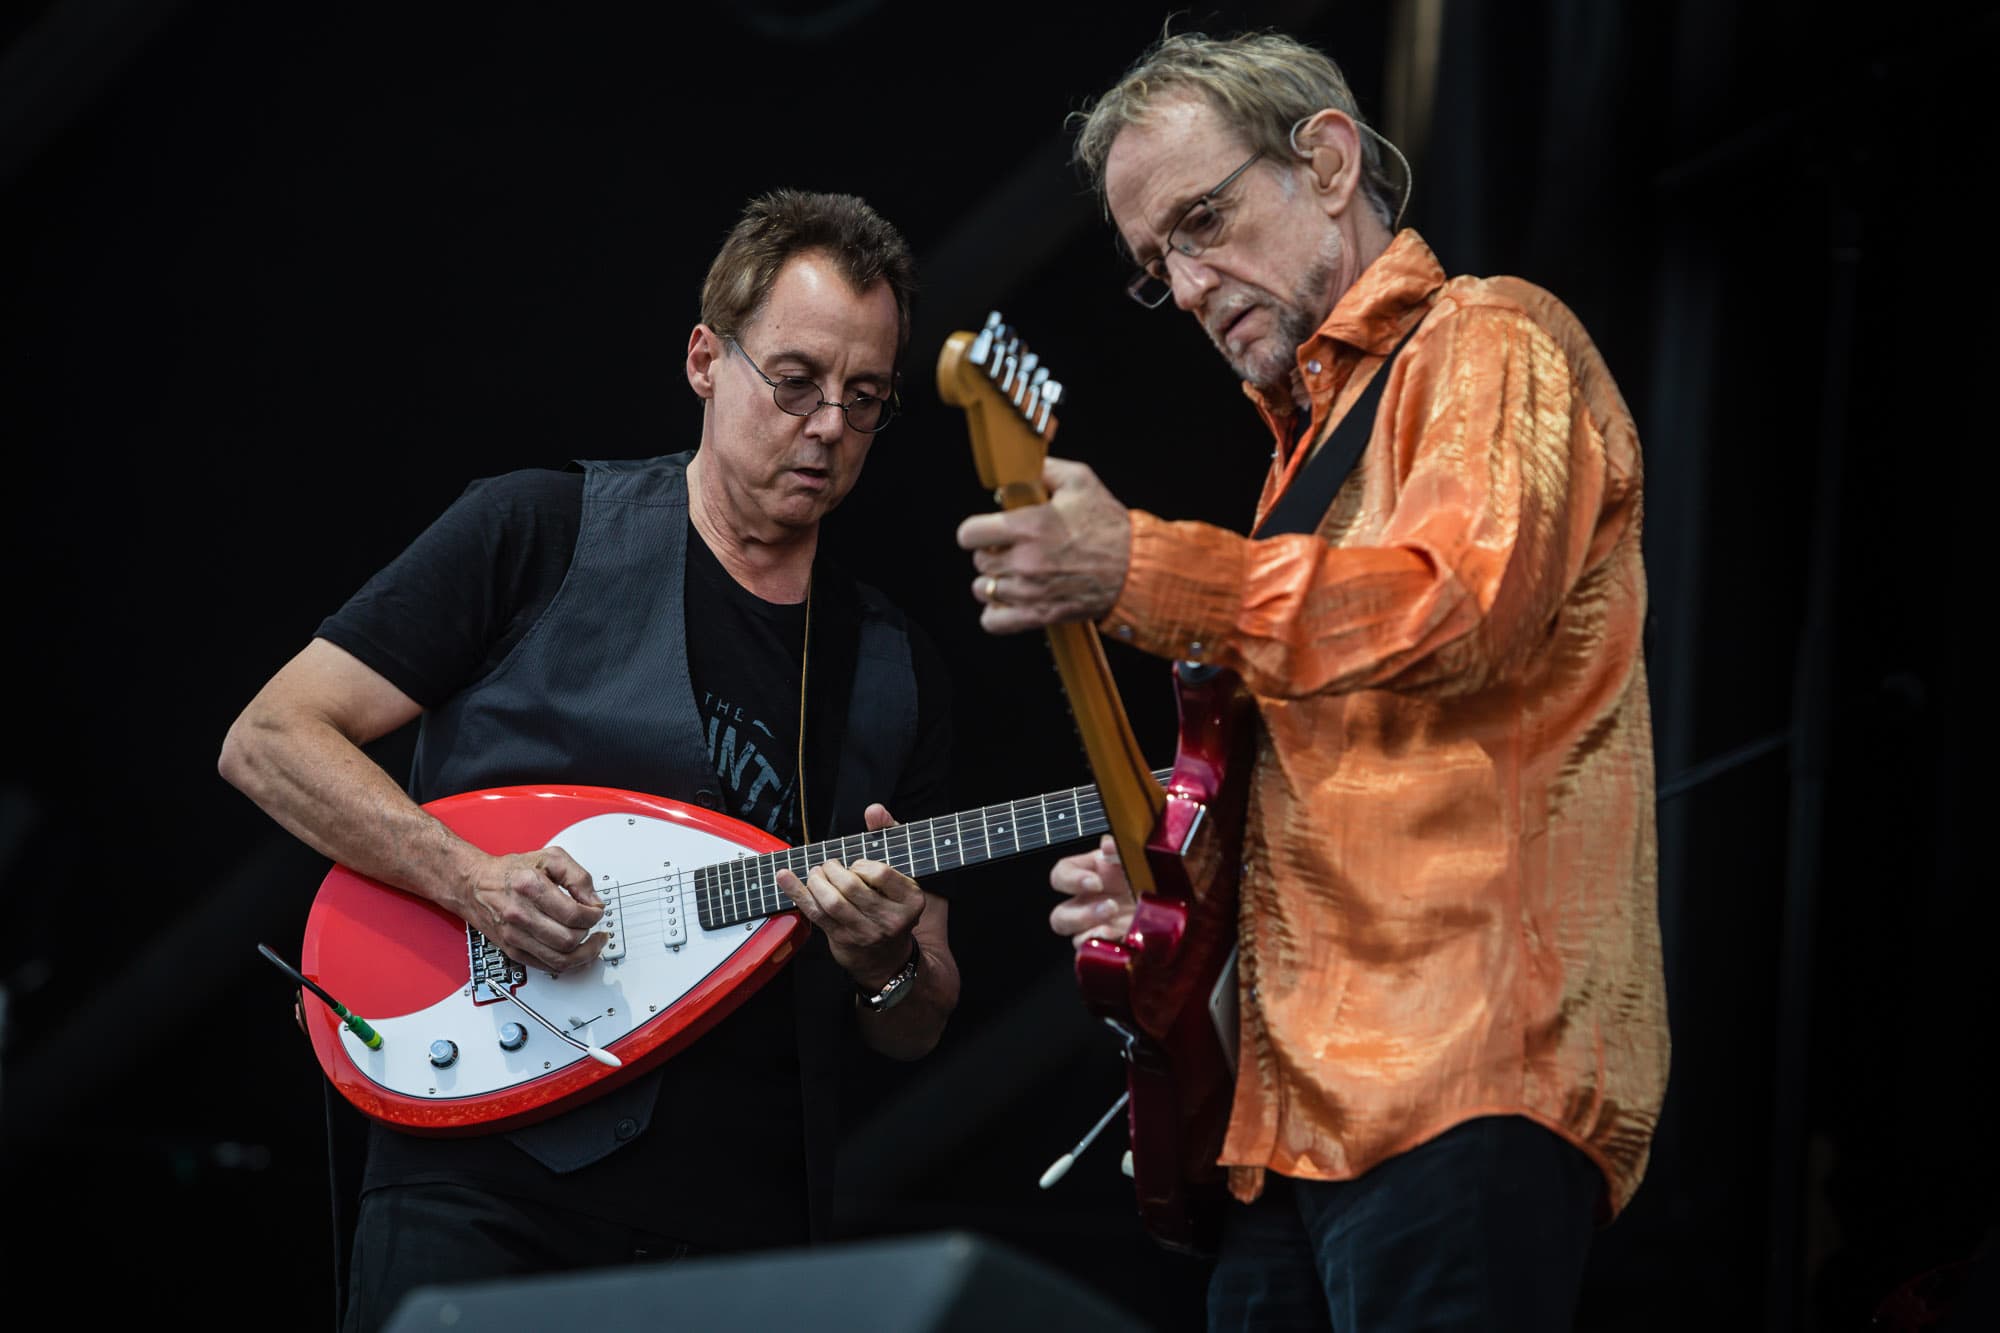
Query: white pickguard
336,813,772,1103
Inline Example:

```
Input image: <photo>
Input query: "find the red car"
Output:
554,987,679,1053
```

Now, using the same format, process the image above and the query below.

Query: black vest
399,450,920,1237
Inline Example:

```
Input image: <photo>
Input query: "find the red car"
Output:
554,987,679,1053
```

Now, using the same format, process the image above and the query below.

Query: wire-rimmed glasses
725,337,899,433
1124,149,1264,308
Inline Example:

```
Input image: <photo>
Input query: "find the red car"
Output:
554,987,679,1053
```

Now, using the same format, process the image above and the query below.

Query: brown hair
699,189,918,357
1070,28,1399,228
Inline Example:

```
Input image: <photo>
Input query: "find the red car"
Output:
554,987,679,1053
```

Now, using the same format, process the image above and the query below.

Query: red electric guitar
939,313,1253,1255
297,777,1141,1135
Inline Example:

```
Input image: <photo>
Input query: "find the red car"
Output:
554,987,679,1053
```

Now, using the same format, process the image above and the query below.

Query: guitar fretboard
692,771,1170,931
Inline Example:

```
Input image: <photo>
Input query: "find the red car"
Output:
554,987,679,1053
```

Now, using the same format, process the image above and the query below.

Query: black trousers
1206,1115,1602,1333
340,1183,700,1333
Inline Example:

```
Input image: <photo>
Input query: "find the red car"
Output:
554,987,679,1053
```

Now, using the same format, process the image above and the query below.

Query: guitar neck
693,771,1171,931
1041,619,1167,897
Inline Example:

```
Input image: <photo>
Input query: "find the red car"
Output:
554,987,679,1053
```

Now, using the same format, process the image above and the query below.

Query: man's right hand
457,846,608,973
1049,834,1136,949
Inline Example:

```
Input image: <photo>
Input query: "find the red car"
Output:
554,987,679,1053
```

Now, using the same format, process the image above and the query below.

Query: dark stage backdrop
0,3,1990,1331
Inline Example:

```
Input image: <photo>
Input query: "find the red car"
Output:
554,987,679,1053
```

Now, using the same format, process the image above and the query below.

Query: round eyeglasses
1125,149,1264,309
726,337,898,433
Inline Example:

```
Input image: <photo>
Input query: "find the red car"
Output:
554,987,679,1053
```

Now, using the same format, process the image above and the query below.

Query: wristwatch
857,943,921,1014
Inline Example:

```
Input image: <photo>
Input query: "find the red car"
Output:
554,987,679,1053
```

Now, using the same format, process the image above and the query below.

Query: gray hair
1070,28,1402,229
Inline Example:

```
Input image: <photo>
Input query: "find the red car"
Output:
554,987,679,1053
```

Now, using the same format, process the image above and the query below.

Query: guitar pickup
656,882,686,948
595,885,628,961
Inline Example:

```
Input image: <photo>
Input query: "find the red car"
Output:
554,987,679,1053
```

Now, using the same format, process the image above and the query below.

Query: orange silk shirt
1099,230,1669,1218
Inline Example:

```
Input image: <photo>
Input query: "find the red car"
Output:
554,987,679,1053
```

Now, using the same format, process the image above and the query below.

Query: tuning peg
1022,364,1050,416
1013,353,1040,408
1037,379,1064,432
971,312,1007,369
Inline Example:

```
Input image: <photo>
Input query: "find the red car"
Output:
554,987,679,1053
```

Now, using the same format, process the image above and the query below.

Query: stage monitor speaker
379,1229,1159,1332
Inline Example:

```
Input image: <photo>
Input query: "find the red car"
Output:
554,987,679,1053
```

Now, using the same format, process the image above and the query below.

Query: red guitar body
299,775,1127,1136
1074,662,1256,1255
300,786,798,1135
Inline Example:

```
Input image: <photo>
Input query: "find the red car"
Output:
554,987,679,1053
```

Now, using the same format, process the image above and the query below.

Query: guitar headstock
936,311,1065,508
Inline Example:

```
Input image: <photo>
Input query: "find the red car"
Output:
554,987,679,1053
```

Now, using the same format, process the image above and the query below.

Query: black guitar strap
1252,320,1422,540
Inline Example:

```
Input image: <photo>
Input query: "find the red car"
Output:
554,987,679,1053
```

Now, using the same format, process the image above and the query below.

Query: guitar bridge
467,928,526,1003
465,881,631,998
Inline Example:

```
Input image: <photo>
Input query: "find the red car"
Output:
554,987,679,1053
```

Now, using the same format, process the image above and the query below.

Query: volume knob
428,1039,459,1068
497,1022,528,1052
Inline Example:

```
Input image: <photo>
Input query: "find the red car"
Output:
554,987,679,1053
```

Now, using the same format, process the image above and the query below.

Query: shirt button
615,1117,639,1141
1306,359,1323,374
695,788,720,809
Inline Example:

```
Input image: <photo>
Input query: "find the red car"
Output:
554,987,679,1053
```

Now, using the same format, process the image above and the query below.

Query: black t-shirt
683,527,809,845
315,466,952,1249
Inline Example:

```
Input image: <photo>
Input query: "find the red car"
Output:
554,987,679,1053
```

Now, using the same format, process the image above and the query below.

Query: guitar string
604,786,1128,946
518,774,1170,952
603,775,1156,915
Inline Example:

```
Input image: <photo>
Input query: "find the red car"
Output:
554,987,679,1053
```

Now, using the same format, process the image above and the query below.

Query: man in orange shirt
955,28,1669,1332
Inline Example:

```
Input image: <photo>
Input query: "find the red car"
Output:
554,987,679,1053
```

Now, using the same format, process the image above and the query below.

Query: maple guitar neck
937,315,1165,896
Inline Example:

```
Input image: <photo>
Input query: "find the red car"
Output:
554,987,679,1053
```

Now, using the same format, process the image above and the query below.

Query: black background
1,2,1992,1330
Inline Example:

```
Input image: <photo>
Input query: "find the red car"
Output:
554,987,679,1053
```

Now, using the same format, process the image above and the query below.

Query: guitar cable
256,943,382,1050
256,943,365,1331
320,1077,349,1333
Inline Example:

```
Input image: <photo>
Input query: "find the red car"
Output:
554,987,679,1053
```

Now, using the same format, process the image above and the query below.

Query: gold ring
984,575,1001,604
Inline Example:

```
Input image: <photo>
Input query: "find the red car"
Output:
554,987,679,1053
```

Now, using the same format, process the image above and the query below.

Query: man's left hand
955,457,1132,634
778,802,924,991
